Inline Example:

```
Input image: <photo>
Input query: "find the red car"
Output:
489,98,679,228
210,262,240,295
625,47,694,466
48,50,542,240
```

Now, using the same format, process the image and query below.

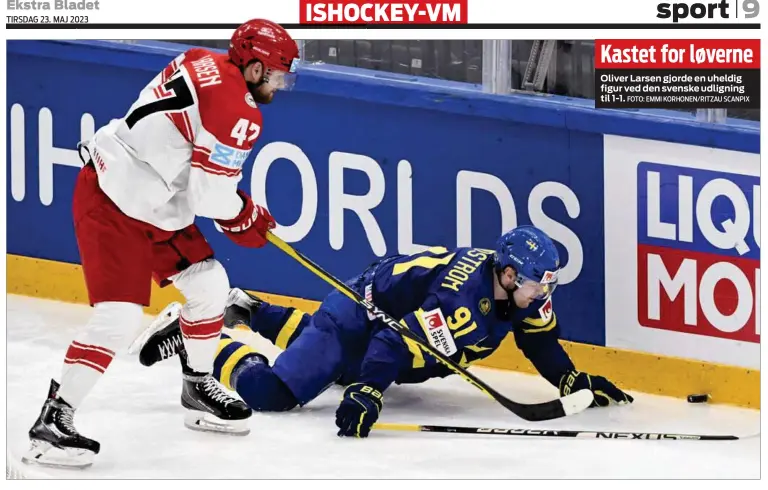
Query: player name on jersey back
190,55,222,88
441,248,493,292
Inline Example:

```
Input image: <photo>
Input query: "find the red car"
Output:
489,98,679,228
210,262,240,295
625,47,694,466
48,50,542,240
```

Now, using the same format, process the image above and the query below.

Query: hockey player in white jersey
23,19,300,469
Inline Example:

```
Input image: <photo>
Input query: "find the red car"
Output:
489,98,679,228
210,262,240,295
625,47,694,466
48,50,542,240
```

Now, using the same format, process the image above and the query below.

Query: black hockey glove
559,370,634,408
335,383,383,438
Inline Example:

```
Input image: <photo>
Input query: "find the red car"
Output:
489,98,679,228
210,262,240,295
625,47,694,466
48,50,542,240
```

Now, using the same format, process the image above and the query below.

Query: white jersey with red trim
86,48,264,231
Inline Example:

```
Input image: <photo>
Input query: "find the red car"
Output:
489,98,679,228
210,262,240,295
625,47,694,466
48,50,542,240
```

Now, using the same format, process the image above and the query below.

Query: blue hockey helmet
494,225,561,300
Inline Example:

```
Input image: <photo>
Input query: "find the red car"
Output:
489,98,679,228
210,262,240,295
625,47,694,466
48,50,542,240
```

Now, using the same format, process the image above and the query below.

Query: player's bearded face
244,62,279,104
248,81,276,104
247,63,297,104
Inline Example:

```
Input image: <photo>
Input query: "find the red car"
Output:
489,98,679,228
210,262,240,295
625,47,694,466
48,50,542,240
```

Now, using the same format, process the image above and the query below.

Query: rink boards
5,40,760,408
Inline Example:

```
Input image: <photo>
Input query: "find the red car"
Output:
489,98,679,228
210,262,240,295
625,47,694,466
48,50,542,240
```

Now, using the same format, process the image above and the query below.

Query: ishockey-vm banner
299,0,469,24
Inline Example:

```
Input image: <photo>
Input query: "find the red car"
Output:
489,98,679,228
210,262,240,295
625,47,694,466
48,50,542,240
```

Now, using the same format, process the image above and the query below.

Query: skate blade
127,302,182,355
184,410,250,436
21,440,95,470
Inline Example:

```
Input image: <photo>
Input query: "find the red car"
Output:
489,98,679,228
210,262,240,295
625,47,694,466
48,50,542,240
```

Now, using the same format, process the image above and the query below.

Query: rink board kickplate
6,253,760,409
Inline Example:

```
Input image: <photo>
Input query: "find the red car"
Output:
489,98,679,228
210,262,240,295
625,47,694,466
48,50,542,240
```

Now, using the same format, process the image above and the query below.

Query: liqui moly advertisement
604,135,760,368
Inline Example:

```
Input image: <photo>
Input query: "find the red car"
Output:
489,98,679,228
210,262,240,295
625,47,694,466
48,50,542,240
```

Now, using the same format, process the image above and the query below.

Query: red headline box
299,0,468,24
595,39,760,69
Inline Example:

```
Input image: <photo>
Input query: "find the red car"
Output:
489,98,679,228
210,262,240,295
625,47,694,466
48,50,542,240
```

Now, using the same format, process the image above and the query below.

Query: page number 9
743,0,760,18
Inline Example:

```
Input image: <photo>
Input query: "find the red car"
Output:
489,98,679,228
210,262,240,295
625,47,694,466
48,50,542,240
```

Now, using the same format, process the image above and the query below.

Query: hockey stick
373,422,752,441
265,231,594,422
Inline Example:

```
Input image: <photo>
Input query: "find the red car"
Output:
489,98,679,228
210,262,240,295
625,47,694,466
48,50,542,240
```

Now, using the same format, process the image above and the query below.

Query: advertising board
605,135,760,368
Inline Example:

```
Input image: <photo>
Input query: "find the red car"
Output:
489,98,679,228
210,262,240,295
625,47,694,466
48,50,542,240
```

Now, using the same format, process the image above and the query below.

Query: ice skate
128,302,184,367
22,380,100,469
128,300,252,435
224,287,264,329
181,372,252,436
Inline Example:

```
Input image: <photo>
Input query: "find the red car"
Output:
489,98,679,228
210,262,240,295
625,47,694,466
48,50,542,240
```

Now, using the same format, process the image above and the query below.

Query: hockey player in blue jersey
133,226,632,437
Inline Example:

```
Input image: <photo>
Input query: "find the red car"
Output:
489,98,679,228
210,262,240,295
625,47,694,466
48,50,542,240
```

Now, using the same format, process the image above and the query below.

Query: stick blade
561,389,595,416
502,389,594,422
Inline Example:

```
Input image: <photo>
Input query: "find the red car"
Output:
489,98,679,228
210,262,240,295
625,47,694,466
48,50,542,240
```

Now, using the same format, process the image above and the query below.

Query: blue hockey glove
559,370,634,408
335,383,383,438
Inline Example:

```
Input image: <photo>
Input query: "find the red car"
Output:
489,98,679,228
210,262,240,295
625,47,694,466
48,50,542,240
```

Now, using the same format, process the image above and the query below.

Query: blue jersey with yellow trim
352,247,575,391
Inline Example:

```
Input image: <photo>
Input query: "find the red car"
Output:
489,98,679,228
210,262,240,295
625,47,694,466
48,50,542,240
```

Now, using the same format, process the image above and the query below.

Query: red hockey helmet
229,19,300,90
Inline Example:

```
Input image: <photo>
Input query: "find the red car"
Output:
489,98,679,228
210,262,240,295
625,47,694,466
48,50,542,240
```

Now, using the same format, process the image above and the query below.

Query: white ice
5,294,761,479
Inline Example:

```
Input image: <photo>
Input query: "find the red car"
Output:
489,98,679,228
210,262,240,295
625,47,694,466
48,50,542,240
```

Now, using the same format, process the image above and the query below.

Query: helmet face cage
513,271,558,300
263,57,299,91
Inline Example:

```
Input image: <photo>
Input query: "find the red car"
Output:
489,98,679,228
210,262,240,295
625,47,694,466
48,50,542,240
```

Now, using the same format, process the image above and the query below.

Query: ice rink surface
5,294,761,479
